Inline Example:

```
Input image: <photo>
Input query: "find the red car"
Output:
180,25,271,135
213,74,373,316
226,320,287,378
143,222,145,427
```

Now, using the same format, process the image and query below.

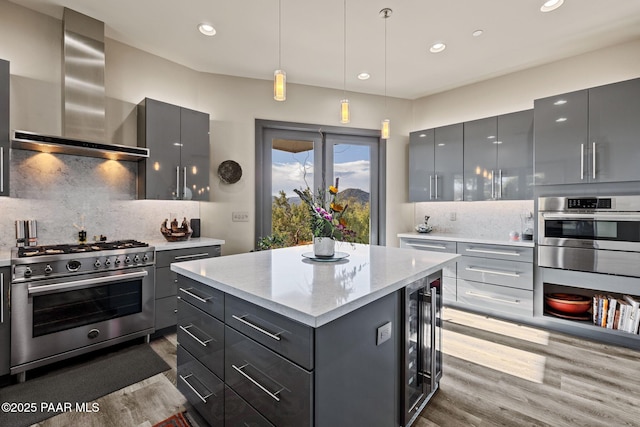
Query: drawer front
225,326,313,427
177,275,224,321
155,296,177,330
443,275,456,303
155,266,177,299
177,298,224,379
457,242,533,262
457,257,533,290
400,238,457,254
177,346,224,426
157,245,221,267
225,386,275,427
457,279,533,317
226,295,313,370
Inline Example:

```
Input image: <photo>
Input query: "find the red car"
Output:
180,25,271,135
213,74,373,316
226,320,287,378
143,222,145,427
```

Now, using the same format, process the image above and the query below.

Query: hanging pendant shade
381,119,390,139
380,8,391,140
274,69,286,101
340,99,350,124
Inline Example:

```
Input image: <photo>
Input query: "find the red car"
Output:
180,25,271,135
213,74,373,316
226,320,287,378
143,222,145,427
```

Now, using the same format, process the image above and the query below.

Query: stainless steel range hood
11,8,149,161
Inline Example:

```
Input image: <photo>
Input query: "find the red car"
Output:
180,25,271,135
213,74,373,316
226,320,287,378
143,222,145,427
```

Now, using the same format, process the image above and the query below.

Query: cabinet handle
406,243,448,250
179,374,214,403
464,248,521,257
176,166,180,198
1,272,4,324
465,266,520,277
592,142,596,179
465,291,520,304
498,169,502,199
434,175,439,200
174,253,209,261
179,324,214,346
580,144,585,180
179,287,213,303
183,166,187,197
491,169,495,199
429,175,433,200
231,314,282,341
232,363,284,402
1,146,4,193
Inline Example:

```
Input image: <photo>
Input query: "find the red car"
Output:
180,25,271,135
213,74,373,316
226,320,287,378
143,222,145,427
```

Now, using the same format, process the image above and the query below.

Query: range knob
94,259,102,268
124,256,131,264
105,259,112,267
24,267,33,278
44,264,53,274
115,258,121,265
142,254,149,262
133,255,140,263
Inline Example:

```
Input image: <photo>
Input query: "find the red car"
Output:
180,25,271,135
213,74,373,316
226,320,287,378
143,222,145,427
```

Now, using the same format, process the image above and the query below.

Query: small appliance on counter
520,211,534,241
415,215,433,234
190,218,201,238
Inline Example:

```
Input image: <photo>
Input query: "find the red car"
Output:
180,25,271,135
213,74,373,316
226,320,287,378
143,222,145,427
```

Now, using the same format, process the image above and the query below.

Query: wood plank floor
33,307,640,426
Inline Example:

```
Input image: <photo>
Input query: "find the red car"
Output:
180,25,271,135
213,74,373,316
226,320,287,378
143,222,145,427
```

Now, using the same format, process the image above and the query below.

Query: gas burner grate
16,240,149,258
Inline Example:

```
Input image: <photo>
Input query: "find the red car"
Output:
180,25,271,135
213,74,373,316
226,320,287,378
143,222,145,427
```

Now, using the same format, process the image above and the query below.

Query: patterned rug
153,412,191,427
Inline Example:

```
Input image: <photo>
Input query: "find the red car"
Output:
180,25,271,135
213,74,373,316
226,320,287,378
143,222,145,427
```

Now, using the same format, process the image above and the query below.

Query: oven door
11,268,155,372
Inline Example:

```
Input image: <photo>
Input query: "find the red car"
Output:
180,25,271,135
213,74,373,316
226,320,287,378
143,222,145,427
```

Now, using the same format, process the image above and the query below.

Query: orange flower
330,202,344,212
329,185,338,195
339,217,348,227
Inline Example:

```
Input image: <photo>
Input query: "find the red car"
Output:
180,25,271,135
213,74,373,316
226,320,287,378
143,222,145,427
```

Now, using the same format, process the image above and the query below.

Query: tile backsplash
414,200,534,240
0,150,199,248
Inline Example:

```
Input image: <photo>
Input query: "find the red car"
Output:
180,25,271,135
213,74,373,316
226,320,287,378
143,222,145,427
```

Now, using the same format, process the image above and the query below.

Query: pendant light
274,0,286,101
380,8,391,139
340,0,350,123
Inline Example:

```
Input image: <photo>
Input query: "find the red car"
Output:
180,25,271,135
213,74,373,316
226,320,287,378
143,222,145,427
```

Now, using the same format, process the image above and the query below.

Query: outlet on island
449,212,457,221
232,211,249,222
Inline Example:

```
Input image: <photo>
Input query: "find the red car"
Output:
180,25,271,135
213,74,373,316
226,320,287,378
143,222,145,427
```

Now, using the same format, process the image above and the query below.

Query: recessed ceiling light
556,117,567,122
540,0,564,12
198,23,216,36
430,42,446,53
472,29,484,37
357,72,370,80
553,99,567,105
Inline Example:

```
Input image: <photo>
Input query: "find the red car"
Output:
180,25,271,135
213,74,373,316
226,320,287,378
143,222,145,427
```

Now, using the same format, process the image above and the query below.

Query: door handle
580,144,585,180
1,146,4,193
179,324,214,347
231,314,283,341
465,291,521,304
429,175,433,200
491,169,495,199
498,169,502,199
232,363,284,402
406,243,448,250
1,272,4,324
465,266,520,278
434,175,439,200
179,287,214,303
179,374,214,403
592,142,596,179
176,166,180,198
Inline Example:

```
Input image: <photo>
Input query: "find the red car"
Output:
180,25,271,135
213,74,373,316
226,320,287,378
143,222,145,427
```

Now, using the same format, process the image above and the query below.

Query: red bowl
545,293,591,314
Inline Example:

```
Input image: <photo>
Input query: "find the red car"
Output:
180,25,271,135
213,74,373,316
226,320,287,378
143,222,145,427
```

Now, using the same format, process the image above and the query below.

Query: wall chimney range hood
11,8,149,161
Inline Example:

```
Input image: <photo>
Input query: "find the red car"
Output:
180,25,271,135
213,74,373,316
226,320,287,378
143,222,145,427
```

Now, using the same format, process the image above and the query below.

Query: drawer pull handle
465,291,520,305
232,363,284,402
231,314,282,341
174,252,210,261
179,287,213,303
407,243,448,250
179,324,214,346
465,248,521,257
179,374,214,403
465,266,520,278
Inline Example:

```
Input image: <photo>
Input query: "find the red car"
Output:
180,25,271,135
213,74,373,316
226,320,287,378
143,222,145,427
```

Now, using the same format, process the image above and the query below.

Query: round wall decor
218,160,242,184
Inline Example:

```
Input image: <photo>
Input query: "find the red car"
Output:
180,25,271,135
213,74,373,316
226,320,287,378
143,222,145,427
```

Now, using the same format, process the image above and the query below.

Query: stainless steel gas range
10,240,155,381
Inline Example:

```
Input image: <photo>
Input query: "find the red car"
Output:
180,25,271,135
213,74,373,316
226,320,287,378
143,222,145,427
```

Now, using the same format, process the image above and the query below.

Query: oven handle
27,270,149,296
541,213,640,221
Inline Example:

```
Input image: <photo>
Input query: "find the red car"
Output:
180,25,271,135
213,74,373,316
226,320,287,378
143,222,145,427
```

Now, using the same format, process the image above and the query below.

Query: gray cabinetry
464,110,533,201
155,245,221,330
409,124,463,202
399,238,457,303
1,267,9,377
138,98,210,200
534,78,640,185
456,243,533,317
0,59,9,197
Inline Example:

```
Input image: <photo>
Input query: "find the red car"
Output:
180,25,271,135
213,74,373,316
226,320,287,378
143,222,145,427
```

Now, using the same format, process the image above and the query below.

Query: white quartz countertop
171,243,459,328
150,237,225,251
397,232,535,248
0,249,10,267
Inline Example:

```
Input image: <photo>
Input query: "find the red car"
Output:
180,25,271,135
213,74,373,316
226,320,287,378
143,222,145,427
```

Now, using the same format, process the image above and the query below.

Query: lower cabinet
1,266,9,377
155,245,221,330
176,274,401,427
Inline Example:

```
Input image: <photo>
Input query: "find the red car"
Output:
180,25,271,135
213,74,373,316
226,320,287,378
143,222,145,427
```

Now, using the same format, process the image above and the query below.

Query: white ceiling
11,0,640,100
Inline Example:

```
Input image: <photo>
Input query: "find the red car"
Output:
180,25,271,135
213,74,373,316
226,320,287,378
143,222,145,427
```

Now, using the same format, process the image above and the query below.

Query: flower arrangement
293,178,355,242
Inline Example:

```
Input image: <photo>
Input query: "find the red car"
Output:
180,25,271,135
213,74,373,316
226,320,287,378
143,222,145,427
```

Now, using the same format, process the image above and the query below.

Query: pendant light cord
384,9,387,112
278,0,282,69
343,0,347,98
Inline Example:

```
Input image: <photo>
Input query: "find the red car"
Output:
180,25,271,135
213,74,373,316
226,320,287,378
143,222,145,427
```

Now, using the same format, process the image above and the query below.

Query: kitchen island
171,243,458,427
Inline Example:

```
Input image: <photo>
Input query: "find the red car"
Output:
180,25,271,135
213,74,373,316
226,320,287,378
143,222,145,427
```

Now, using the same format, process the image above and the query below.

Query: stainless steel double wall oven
10,240,155,380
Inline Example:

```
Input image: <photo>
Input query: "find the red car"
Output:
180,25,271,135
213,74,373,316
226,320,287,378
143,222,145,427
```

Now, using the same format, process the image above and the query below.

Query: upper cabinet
464,110,533,201
534,78,640,185
138,98,210,200
0,59,9,197
409,124,463,202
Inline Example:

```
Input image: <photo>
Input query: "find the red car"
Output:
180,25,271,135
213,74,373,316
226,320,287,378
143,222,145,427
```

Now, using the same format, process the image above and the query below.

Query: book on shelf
606,296,617,329
623,295,640,334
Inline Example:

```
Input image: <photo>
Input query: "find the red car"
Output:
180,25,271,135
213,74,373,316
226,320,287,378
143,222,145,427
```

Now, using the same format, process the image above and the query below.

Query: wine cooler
402,271,443,427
